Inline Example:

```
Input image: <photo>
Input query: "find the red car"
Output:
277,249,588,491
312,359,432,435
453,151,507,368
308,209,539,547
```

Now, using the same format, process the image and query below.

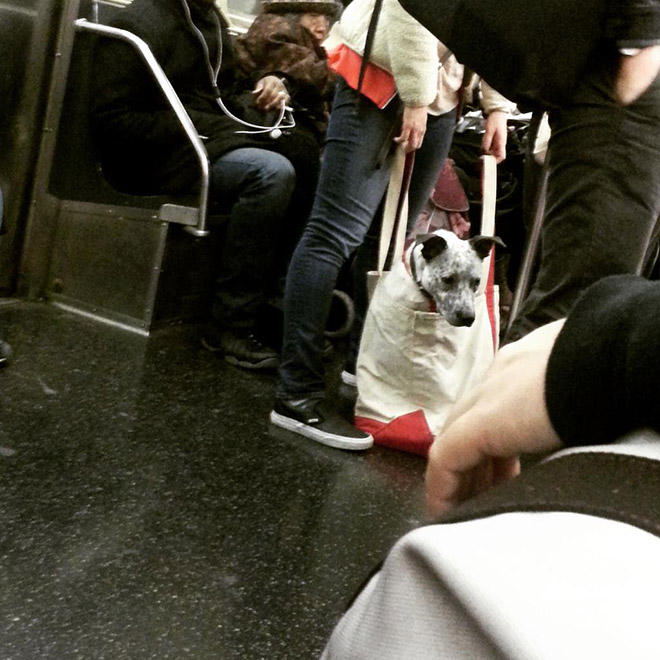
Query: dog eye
471,278,480,290
441,276,456,286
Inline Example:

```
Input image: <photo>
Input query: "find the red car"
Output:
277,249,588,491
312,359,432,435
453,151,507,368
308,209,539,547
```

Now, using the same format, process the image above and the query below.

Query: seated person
235,0,339,140
234,0,340,269
91,0,322,370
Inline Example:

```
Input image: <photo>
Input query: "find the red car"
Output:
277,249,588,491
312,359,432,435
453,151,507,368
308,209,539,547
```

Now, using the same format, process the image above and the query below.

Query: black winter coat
91,0,320,195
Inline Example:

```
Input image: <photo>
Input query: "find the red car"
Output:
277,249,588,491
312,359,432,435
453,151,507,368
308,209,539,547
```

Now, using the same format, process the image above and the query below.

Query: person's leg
505,60,660,343
345,109,457,375
276,79,400,401
205,147,296,368
406,110,457,227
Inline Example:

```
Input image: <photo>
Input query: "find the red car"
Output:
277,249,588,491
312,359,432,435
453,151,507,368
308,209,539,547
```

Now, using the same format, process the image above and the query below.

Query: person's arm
90,21,191,148
606,0,660,103
235,15,332,108
545,275,660,447
614,46,660,104
425,275,660,516
383,0,438,152
479,81,516,163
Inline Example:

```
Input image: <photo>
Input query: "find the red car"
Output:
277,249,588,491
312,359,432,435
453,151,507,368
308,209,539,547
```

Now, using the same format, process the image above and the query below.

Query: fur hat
262,0,341,18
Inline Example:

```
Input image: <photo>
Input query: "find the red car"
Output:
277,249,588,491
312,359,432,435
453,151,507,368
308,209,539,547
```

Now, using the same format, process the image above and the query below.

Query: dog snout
453,312,475,327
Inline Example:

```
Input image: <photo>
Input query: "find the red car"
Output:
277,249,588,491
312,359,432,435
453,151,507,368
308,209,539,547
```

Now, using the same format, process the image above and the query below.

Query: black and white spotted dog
401,229,505,326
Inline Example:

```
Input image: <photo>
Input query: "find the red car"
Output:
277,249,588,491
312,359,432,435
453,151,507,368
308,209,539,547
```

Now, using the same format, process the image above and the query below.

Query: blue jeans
276,79,455,399
210,148,296,330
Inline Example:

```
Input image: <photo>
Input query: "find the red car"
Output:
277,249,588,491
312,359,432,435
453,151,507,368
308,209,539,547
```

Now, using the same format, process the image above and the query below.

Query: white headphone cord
180,0,295,137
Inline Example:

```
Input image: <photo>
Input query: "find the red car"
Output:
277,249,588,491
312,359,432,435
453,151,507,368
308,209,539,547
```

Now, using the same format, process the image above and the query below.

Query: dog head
411,230,506,327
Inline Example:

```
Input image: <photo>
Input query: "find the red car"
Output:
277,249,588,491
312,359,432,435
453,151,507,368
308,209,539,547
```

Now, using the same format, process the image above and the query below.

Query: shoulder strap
357,0,385,94
436,448,660,539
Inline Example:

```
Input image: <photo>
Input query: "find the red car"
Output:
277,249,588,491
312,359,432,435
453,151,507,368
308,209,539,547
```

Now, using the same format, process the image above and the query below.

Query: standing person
504,39,660,342
270,0,512,450
91,0,321,370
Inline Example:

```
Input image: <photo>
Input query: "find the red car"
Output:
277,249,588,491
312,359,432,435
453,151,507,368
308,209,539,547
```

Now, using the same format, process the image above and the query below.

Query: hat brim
263,1,341,18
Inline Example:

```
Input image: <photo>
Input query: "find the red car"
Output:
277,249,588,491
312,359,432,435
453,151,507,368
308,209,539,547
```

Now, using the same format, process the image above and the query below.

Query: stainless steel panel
47,207,169,330
0,0,63,294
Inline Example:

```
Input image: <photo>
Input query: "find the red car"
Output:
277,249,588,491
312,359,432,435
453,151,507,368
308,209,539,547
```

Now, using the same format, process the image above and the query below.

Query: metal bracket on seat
158,204,203,230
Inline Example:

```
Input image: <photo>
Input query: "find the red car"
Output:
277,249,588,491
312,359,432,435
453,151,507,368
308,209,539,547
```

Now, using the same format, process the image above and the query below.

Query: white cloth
321,435,660,659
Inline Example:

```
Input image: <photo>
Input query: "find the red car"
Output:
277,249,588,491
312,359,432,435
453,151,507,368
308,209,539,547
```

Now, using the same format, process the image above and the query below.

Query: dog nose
454,313,475,327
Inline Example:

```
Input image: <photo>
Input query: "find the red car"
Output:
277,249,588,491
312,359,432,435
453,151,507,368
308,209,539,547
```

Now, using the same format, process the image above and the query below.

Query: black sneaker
202,326,279,371
270,398,373,451
0,340,11,368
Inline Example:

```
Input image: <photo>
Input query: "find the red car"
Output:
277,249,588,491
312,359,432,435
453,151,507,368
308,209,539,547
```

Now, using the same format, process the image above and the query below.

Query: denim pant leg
211,148,296,330
505,61,660,343
346,109,457,370
276,79,401,399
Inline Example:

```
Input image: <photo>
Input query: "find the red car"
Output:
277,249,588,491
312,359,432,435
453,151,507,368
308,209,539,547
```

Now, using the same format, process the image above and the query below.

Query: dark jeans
276,78,456,399
211,147,296,330
505,57,660,343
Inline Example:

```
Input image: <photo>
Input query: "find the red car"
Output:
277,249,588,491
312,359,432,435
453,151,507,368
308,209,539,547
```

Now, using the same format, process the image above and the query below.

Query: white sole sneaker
269,410,373,451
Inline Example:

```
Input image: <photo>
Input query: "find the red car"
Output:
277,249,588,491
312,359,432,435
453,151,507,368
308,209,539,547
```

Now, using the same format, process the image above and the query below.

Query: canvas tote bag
354,155,500,456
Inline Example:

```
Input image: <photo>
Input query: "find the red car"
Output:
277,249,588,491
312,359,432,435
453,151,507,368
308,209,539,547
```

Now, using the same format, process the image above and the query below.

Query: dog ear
469,235,507,260
420,235,448,261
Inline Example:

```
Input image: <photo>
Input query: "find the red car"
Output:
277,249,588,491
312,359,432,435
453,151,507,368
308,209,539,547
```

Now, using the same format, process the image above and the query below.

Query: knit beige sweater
335,0,514,115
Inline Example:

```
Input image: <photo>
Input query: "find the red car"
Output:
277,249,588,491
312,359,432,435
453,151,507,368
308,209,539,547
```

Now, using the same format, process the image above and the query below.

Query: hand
253,75,290,111
394,105,428,153
615,45,660,105
481,111,508,163
425,320,566,517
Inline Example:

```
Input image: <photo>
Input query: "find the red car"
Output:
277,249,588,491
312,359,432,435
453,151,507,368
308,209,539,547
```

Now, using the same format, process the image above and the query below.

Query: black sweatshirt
545,275,660,447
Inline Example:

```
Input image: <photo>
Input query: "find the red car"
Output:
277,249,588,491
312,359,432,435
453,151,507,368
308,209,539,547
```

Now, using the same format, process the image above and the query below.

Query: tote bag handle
477,154,497,295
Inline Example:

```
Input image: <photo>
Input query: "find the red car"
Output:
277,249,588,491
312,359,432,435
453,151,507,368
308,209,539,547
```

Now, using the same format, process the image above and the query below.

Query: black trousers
505,57,660,343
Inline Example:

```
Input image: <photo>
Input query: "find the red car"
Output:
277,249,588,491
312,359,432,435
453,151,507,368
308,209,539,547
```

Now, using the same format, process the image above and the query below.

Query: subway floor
0,299,427,660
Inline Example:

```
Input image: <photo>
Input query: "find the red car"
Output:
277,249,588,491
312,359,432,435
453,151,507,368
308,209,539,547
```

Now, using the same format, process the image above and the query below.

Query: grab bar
75,18,210,237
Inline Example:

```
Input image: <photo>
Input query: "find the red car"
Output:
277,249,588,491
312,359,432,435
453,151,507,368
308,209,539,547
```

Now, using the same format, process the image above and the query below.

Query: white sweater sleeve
480,80,517,115
381,0,439,107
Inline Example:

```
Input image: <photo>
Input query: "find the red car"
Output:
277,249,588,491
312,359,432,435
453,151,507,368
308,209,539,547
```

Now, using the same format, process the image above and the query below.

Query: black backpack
396,0,613,110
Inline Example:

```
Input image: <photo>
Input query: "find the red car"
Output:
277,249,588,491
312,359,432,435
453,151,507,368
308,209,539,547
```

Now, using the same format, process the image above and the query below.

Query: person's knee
253,151,296,197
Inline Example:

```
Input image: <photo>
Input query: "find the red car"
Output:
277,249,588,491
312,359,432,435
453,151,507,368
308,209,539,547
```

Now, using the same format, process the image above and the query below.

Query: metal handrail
75,18,210,237
506,166,549,334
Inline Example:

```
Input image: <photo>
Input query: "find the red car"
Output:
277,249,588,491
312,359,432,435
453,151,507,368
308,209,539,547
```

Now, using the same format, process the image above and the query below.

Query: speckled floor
0,300,427,660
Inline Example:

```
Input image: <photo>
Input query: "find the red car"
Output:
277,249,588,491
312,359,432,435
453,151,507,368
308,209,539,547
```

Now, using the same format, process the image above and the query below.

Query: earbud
270,128,282,139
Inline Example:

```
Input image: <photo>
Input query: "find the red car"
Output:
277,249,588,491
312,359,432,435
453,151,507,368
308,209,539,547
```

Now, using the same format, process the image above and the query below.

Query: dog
353,228,506,452
389,229,505,326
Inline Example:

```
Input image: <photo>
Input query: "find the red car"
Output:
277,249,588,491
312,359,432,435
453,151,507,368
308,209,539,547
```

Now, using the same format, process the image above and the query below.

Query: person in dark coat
91,0,321,370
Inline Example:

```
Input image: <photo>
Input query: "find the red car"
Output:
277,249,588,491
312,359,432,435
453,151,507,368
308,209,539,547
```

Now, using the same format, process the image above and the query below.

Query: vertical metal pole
506,166,549,335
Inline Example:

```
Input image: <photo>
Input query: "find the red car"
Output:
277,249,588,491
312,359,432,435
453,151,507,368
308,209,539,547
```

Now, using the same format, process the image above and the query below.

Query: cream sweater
335,0,515,115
